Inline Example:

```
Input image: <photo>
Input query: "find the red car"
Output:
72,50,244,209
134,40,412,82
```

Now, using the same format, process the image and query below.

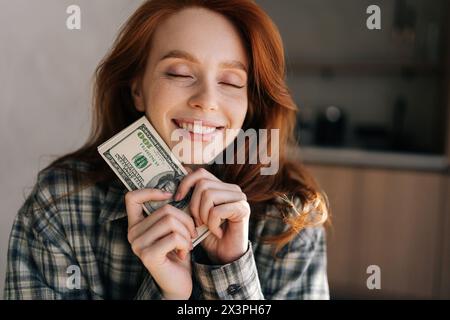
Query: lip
171,118,225,142
172,117,226,129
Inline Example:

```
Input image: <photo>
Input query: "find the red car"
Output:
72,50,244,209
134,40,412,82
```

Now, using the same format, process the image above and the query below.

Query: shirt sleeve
191,241,264,300
4,185,94,299
191,227,329,300
133,274,164,300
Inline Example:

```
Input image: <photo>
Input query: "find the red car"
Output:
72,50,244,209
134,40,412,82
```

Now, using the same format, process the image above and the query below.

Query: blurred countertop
297,146,449,173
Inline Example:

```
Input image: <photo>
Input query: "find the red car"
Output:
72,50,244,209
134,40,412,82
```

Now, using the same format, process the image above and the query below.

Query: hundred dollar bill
97,116,210,247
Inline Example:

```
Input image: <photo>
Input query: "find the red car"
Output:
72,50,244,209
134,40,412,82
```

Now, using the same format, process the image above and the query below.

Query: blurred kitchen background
257,0,450,299
0,0,449,299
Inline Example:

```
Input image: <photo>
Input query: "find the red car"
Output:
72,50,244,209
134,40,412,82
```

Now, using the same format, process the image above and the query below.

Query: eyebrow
160,50,248,73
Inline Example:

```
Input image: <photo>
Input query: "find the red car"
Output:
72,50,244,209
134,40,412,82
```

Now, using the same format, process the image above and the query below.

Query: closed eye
166,73,193,79
219,82,245,89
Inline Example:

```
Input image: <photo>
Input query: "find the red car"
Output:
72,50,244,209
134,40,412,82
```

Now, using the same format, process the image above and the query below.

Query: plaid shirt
4,160,329,300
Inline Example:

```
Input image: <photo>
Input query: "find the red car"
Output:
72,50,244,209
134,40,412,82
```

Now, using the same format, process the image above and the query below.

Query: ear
131,78,145,113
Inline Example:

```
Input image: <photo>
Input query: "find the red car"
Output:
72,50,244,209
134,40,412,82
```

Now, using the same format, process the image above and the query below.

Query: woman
5,0,329,300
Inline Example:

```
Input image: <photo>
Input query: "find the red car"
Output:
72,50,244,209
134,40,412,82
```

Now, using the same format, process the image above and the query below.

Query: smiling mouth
172,119,225,135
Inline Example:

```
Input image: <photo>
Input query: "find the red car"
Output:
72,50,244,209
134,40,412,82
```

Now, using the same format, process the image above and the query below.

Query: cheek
147,80,188,119
144,81,183,146
222,95,248,148
147,81,176,112
225,93,248,128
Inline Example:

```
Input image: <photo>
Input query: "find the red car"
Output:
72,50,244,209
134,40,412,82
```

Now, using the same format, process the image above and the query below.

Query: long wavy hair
45,0,329,250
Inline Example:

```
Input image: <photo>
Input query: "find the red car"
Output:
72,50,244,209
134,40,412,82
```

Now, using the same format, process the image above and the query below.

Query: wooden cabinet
305,165,361,295
440,176,450,299
307,164,448,298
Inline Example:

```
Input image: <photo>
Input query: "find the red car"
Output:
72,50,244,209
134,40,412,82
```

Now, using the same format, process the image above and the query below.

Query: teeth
177,121,217,134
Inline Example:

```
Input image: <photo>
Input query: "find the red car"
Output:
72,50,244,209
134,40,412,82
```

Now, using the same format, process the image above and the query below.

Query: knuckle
124,191,135,203
170,233,182,243
165,216,177,229
189,202,197,214
127,229,135,244
131,241,141,256
209,206,217,217
203,189,211,197
240,201,251,215
204,189,212,198
175,233,188,245
197,179,208,190
139,247,150,260
188,217,196,229
141,247,155,265
234,184,242,192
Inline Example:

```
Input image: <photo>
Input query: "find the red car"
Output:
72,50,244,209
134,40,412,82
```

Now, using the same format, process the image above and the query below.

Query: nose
187,81,219,111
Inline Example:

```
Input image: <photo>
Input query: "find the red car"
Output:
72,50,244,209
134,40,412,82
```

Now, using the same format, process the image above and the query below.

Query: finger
207,206,224,239
125,189,173,229
189,180,240,226
174,168,220,202
131,215,192,255
176,248,189,261
199,190,247,227
140,232,192,267
150,233,192,263
128,204,198,242
208,201,250,237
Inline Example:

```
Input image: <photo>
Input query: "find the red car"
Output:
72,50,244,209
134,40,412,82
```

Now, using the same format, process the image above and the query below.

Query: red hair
46,0,329,250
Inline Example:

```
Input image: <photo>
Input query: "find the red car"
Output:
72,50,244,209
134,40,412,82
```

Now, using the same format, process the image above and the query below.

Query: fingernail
174,192,181,201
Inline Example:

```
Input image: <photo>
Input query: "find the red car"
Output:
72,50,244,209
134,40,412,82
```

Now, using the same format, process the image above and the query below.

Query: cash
97,116,210,247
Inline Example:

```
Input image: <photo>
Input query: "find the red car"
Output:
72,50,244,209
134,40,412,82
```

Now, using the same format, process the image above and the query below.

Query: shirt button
227,284,241,296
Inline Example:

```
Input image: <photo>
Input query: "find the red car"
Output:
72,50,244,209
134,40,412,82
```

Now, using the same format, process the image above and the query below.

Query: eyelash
166,72,192,79
166,73,244,89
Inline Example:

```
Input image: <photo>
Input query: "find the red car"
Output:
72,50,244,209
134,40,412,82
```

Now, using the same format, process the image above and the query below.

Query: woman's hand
125,189,198,300
174,168,251,265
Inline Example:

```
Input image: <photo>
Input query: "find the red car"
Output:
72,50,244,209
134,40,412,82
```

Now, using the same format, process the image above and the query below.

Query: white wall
0,0,143,297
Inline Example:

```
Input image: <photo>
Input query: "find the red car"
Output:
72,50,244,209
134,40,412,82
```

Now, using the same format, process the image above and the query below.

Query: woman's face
132,8,249,164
